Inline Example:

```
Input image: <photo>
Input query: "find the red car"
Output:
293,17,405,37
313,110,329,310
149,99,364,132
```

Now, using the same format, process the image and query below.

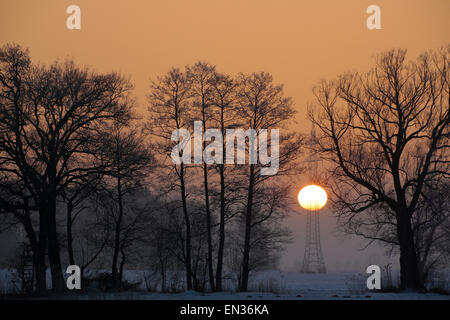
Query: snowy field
1,269,449,300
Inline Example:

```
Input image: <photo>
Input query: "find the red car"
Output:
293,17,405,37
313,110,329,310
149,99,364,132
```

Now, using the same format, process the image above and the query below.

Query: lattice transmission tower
301,124,326,273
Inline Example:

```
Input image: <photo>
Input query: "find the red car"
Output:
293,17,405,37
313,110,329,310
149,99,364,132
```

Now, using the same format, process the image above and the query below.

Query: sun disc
298,184,327,210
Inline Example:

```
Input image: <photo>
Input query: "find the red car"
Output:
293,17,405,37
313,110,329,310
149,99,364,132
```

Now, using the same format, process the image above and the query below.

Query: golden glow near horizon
298,185,328,211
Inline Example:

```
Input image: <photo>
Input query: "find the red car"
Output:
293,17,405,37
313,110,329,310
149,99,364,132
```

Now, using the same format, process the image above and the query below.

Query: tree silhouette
187,62,217,291
0,44,133,292
310,47,449,290
94,119,153,289
147,68,196,290
235,72,302,291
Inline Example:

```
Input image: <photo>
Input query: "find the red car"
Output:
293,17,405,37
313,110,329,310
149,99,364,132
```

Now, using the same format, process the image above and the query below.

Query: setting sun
298,185,328,210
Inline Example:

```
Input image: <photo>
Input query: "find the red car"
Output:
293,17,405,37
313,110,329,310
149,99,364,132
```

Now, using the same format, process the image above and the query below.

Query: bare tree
94,119,153,289
146,68,195,290
0,44,47,293
146,65,302,293
209,72,238,291
413,180,450,282
0,43,133,292
309,47,449,290
146,200,183,292
74,194,111,285
62,175,100,266
235,72,303,291
187,62,217,291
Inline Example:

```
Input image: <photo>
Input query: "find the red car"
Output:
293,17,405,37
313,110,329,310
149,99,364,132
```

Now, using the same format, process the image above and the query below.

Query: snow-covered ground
1,269,449,300
64,290,449,300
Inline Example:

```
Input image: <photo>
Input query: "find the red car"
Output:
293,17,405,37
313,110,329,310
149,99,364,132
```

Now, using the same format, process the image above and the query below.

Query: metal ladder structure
19,242,35,294
301,208,326,273
301,124,326,273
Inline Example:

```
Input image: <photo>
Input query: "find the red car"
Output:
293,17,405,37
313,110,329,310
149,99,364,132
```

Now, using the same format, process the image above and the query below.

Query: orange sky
1,0,449,133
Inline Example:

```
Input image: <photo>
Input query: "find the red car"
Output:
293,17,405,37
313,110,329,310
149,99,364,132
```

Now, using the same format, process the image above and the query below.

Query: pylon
301,124,326,273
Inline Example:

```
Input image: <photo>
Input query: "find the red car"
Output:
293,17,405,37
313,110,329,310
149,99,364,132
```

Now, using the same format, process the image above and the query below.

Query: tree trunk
201,109,215,292
215,163,226,291
111,174,124,289
397,211,423,290
45,194,65,293
240,164,255,292
203,160,215,292
159,255,167,293
66,201,75,266
179,162,193,290
44,157,65,293
21,212,47,294
119,245,126,290
215,107,226,291
33,246,47,295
